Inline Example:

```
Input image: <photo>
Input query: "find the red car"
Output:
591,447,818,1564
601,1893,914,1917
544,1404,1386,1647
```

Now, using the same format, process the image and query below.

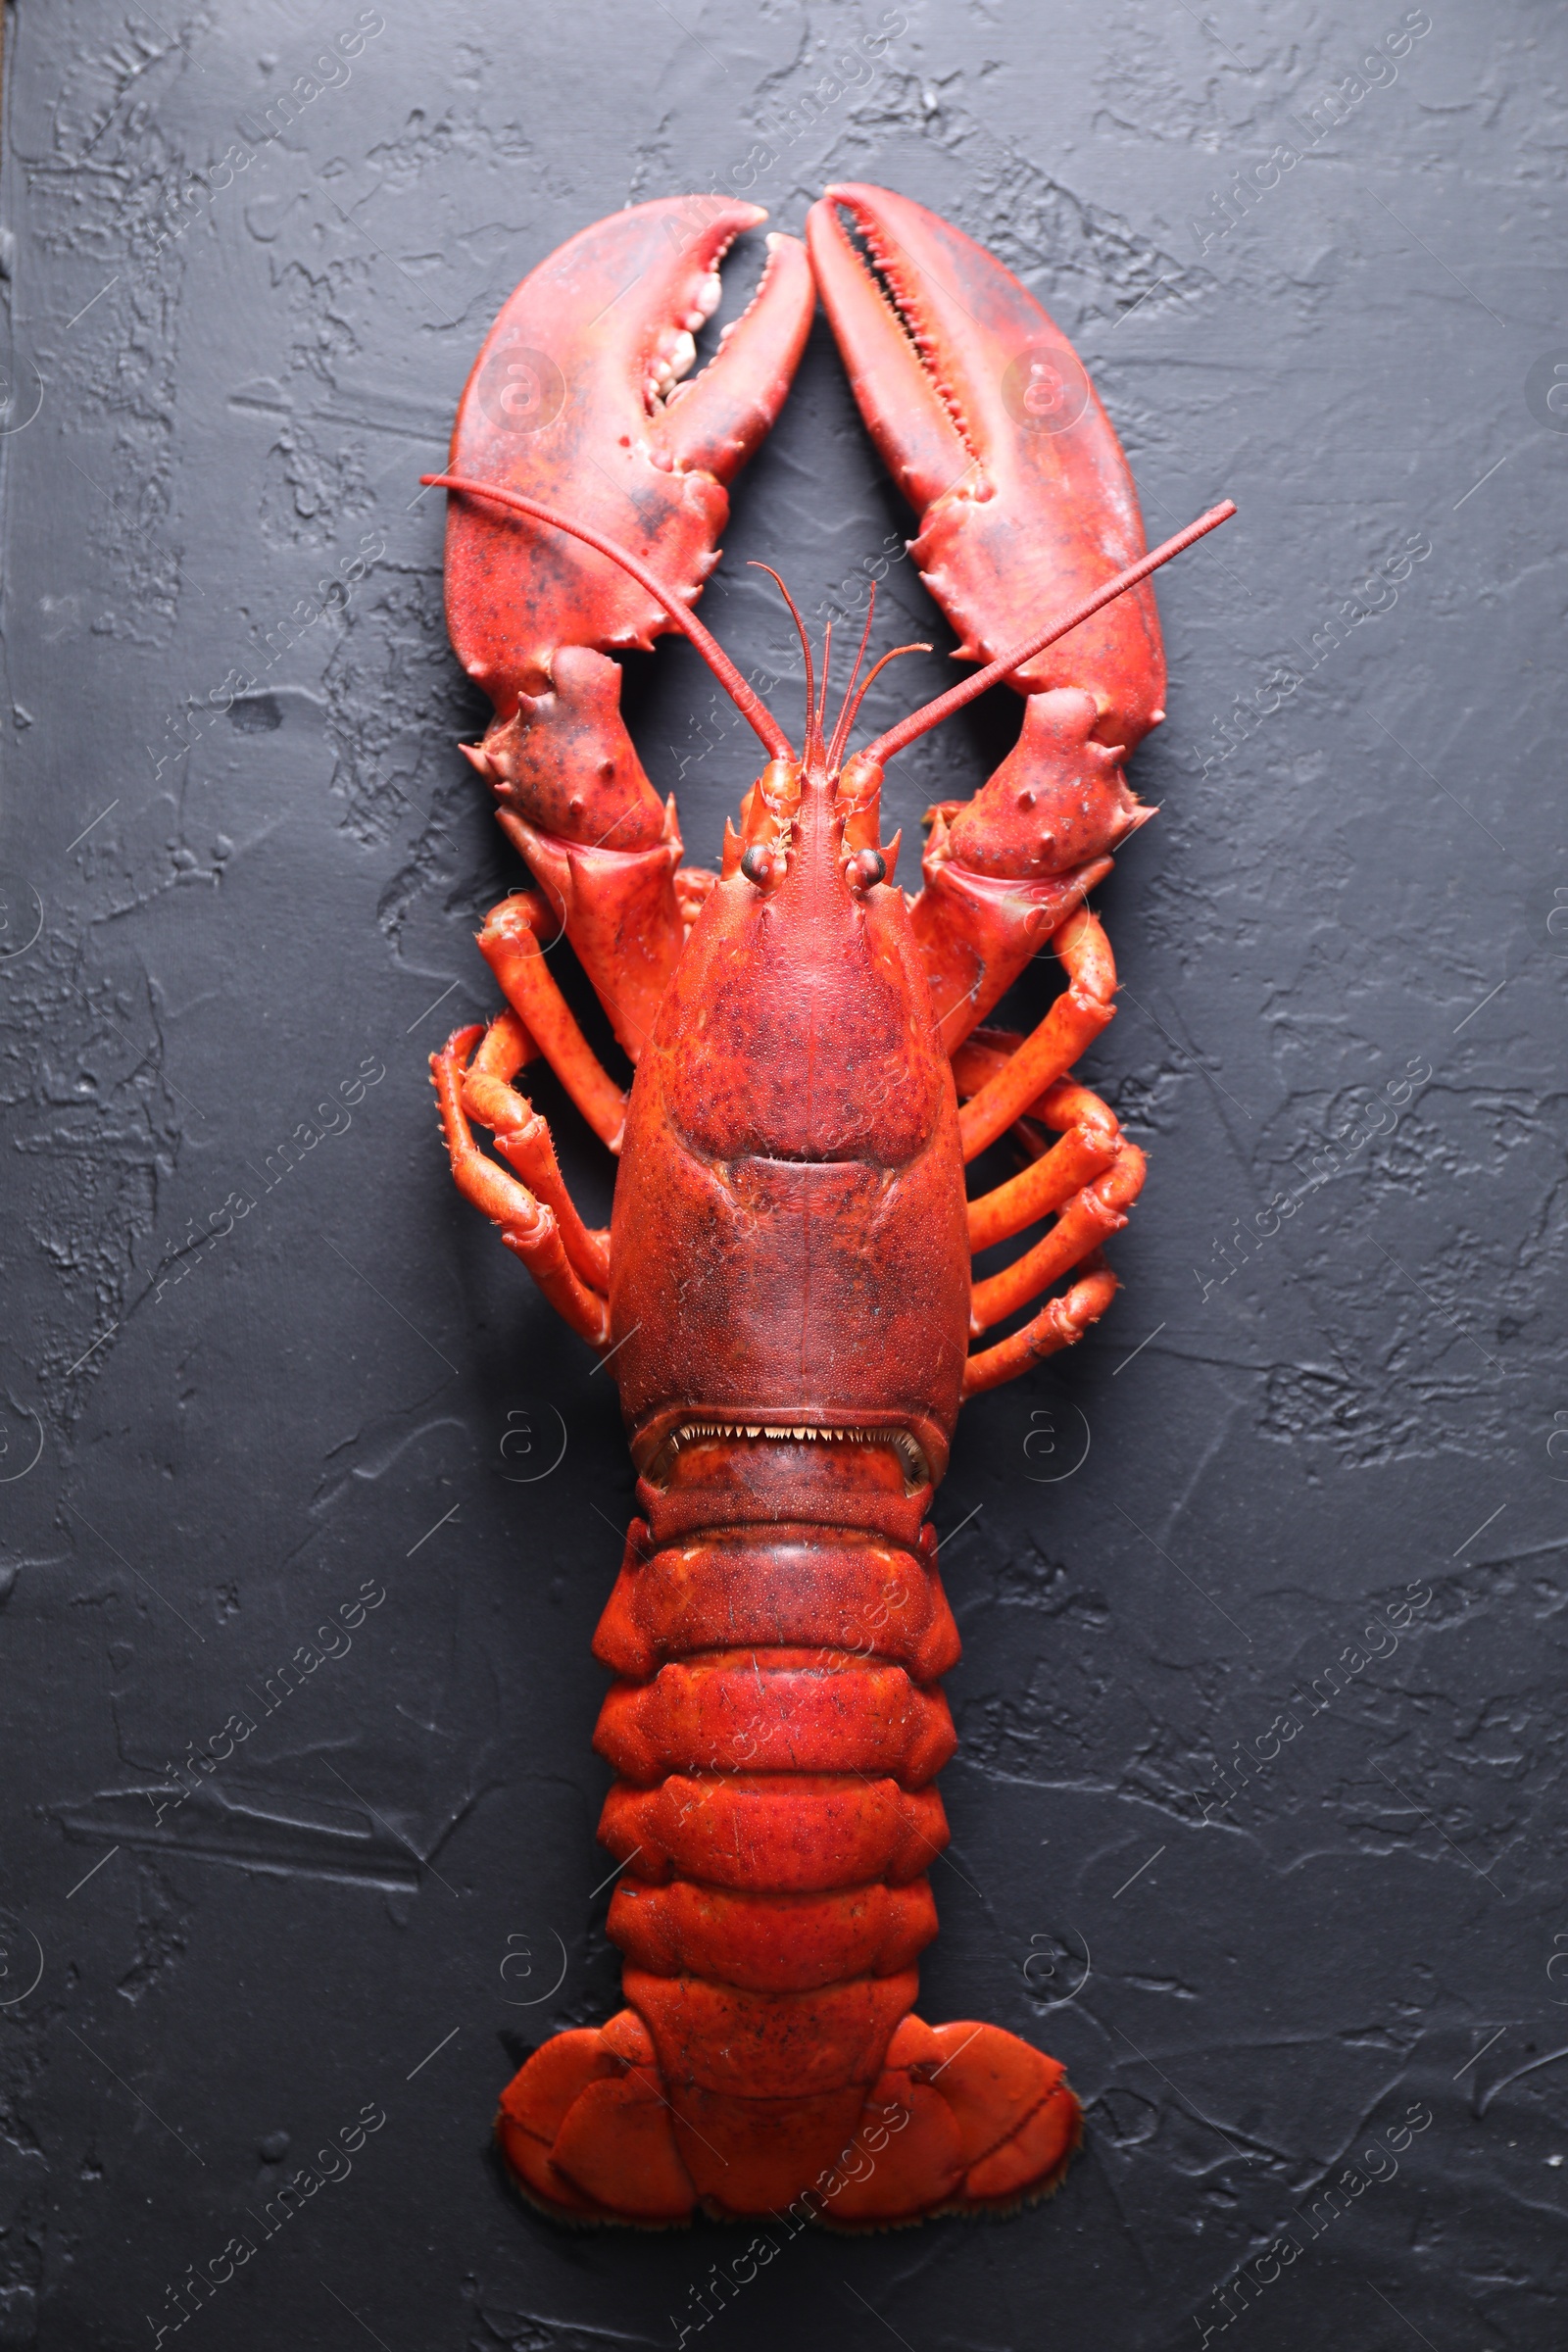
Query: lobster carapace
421,184,1231,2227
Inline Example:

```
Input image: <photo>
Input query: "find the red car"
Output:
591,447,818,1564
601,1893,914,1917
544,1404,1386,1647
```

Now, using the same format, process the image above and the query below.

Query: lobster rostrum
422,184,1232,2229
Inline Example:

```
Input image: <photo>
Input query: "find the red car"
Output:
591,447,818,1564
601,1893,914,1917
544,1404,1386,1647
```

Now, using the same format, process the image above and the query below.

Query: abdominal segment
587,1435,959,2188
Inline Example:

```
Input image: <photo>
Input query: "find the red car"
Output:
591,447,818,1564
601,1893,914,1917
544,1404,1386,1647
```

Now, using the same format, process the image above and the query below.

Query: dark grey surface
1,3,1564,2346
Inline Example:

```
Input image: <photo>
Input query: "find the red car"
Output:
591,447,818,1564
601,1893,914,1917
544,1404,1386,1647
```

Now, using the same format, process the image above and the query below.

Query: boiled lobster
421,184,1231,2229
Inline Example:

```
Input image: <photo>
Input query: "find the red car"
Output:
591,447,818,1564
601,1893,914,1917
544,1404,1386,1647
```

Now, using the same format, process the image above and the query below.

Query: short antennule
750,564,820,762
827,586,879,772
420,473,794,761
834,640,934,758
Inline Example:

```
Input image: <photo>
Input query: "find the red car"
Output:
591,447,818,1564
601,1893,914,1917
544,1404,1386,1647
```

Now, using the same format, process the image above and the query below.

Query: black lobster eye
847,847,887,891
741,845,774,888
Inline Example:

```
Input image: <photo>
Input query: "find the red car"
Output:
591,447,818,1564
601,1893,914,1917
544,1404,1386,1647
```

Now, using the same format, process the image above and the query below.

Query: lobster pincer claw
807,184,1167,1038
447,195,813,715
806,182,1163,739
439,197,814,1056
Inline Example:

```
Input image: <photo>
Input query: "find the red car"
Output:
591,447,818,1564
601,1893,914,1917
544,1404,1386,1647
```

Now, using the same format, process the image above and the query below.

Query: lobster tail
494,1433,1080,2223
596,1436,950,2207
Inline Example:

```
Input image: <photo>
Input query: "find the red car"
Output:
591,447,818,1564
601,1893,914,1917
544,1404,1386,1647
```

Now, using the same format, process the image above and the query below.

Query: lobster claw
441,198,813,1063
807,183,1164,835
807,183,1167,1041
446,195,813,718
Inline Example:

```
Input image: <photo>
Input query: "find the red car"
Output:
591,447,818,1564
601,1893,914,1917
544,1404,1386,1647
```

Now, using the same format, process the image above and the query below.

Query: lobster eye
846,847,887,893
741,845,774,889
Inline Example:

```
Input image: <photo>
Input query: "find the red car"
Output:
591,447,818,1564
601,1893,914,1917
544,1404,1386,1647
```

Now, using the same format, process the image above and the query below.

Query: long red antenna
859,500,1237,767
420,473,793,761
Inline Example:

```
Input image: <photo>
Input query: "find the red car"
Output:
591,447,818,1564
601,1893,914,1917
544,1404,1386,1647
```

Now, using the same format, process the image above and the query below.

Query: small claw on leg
955,953,1140,1393
459,1012,612,1292
957,906,1117,1163
965,1084,1122,1252
475,893,628,1152
969,1141,1146,1336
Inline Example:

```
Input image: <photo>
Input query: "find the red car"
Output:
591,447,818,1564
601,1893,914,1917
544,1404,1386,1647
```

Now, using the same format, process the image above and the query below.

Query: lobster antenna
826,585,879,771
860,500,1238,768
817,620,833,741
750,564,818,762
420,473,794,761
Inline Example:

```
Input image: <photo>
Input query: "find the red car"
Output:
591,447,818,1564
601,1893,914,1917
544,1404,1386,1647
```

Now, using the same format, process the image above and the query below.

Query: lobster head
610,657,972,1490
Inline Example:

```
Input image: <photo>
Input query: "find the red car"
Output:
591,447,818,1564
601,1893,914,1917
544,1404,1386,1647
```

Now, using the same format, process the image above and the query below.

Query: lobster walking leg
457,1013,610,1292
956,908,1118,1164
430,1028,609,1348
475,893,628,1153
964,1091,1121,1251
961,1267,1121,1397
969,1153,1146,1335
955,978,1147,1390
953,912,1147,1339
952,1019,1142,1393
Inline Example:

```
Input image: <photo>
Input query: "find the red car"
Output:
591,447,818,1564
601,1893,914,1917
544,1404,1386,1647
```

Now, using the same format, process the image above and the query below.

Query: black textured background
2,4,1565,2347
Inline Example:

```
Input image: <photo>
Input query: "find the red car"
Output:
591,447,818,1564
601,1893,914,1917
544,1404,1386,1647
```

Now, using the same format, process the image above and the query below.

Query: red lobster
421,184,1231,2228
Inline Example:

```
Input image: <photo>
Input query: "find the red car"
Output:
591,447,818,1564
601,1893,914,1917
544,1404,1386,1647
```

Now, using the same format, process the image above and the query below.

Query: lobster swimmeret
422,184,1231,2228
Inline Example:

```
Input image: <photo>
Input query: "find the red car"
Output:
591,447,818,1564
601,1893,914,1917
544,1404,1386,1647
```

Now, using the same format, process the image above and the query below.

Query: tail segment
494,1436,1080,2224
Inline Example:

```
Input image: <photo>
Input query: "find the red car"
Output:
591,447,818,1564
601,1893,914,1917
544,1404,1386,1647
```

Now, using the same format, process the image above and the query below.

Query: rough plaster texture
0,3,1564,2346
